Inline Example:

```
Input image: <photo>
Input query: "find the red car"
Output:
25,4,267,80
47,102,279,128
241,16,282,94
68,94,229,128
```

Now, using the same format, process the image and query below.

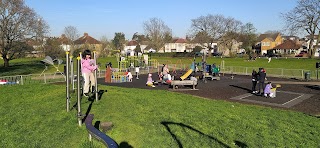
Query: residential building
273,40,302,55
123,40,150,56
74,33,102,54
122,38,220,55
123,40,138,56
256,33,282,55
58,34,71,51
163,38,189,52
305,35,320,57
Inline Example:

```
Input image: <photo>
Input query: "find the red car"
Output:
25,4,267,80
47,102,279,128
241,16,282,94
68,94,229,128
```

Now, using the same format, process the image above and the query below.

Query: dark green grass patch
0,84,319,147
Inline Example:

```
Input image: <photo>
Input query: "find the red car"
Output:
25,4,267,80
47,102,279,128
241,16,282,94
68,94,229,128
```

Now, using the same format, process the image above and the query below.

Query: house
305,35,320,57
122,38,220,54
123,40,138,56
282,36,300,41
273,40,302,55
123,40,149,56
74,33,102,54
163,38,189,53
58,34,71,51
256,33,282,55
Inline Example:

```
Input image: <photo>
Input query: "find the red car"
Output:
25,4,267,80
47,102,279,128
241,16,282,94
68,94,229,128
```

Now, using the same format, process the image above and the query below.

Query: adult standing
257,68,267,95
251,69,258,93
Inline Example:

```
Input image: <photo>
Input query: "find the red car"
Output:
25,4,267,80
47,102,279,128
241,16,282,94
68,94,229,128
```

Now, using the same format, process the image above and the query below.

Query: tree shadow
161,121,232,148
0,60,55,76
229,84,251,92
81,89,107,123
305,85,320,90
119,141,133,148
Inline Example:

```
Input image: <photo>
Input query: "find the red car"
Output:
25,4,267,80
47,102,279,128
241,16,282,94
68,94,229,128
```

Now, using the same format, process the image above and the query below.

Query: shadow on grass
81,89,107,123
119,141,133,148
161,121,233,148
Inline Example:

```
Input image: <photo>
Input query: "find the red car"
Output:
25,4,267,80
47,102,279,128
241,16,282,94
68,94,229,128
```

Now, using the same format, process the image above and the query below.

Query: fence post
44,73,47,84
245,67,248,75
20,75,23,85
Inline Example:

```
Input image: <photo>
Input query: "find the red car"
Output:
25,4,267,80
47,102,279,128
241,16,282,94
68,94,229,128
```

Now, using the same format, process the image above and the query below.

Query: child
146,73,155,87
264,82,275,98
81,49,97,97
127,71,133,82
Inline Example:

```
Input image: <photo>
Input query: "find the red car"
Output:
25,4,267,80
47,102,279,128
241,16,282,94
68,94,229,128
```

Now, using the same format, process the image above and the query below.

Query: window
262,42,270,46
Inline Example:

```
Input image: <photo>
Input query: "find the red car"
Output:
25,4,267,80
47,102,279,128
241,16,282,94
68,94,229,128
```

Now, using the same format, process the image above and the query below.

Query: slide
180,69,193,80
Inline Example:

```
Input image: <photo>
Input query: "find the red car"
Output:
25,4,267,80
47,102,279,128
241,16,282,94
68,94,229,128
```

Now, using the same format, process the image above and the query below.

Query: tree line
1,0,319,67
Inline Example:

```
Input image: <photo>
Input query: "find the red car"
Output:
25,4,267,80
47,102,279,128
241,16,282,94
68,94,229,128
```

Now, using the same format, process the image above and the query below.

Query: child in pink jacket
81,49,97,97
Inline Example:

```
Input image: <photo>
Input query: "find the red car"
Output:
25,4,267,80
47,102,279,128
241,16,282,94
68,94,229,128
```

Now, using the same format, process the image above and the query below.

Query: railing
1,65,318,86
0,73,66,86
85,114,118,148
221,66,319,80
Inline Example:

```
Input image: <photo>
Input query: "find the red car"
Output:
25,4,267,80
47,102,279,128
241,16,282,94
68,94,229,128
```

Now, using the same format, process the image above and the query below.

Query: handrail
84,114,118,148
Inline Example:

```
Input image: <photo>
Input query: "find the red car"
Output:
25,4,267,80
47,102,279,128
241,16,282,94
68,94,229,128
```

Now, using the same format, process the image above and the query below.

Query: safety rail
1,65,318,86
220,66,319,80
85,114,118,148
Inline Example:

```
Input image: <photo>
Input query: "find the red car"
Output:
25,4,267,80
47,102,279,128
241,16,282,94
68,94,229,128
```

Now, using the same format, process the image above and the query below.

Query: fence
1,64,319,86
221,66,319,80
0,73,66,86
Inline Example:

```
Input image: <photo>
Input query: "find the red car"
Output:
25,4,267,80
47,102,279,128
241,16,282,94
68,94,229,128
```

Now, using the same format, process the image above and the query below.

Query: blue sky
25,0,297,40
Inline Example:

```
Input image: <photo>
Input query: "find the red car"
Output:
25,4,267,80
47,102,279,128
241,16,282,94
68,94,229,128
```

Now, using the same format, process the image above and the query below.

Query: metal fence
0,73,66,86
220,66,319,80
1,64,319,86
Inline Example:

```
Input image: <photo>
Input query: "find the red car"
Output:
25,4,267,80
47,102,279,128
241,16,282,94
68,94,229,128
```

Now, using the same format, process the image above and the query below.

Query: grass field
1,57,320,147
0,83,319,147
1,56,320,77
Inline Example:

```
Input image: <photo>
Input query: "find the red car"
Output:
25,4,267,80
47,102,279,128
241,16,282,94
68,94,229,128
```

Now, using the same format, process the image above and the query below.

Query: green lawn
0,83,319,147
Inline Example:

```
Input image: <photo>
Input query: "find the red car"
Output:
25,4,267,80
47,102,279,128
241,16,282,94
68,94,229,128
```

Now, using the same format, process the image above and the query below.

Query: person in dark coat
251,69,258,93
257,68,267,95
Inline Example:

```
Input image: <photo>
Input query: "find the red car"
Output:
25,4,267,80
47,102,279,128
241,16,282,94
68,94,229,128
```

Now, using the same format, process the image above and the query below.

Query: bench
204,75,220,80
171,80,197,90
85,114,118,148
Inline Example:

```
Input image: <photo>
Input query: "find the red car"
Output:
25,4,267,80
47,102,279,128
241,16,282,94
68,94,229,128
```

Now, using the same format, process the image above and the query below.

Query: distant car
212,52,222,56
295,51,308,57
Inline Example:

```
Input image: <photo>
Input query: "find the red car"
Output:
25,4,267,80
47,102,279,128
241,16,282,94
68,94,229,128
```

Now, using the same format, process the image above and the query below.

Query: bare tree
282,0,320,57
190,14,243,56
239,23,258,54
34,17,50,57
219,17,243,55
63,26,79,55
143,17,172,52
0,0,49,67
100,36,113,57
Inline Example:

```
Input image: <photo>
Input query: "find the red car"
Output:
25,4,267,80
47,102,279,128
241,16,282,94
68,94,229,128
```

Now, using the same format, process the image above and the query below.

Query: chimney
84,33,88,36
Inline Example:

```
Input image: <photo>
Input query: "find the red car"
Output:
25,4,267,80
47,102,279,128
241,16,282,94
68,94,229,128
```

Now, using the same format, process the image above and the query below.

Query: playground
1,55,320,147
98,72,320,115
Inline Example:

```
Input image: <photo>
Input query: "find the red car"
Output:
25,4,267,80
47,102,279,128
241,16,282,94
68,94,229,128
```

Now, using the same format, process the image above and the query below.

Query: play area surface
98,72,320,115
